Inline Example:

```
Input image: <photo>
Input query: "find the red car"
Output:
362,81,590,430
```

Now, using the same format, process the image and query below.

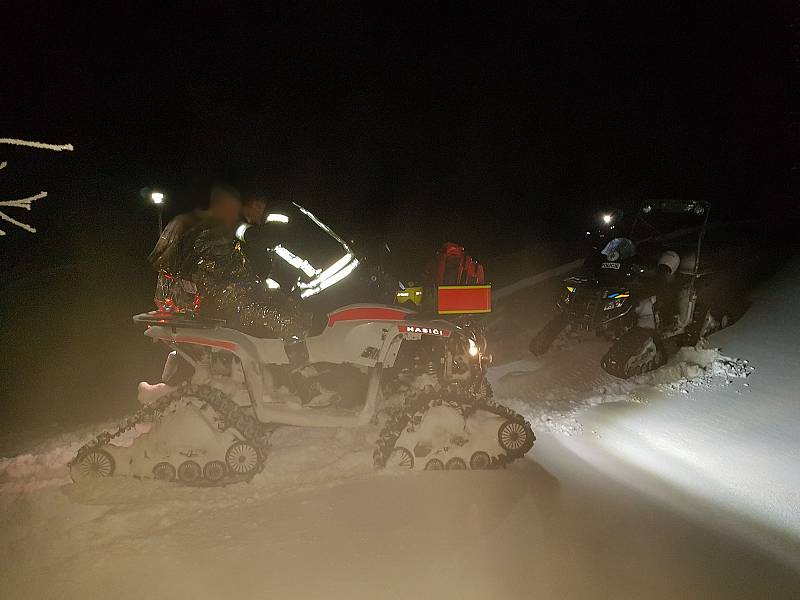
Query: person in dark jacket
148,185,308,338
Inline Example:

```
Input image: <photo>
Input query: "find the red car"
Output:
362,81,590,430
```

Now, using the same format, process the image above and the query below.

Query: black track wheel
470,451,491,470
153,462,176,482
203,460,227,483
178,460,202,483
71,449,115,482
424,458,444,470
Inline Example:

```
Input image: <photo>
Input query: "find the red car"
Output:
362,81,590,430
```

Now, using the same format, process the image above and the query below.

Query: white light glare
151,191,165,205
320,258,359,290
265,278,281,289
317,253,352,283
266,213,289,223
274,245,321,278
298,253,353,289
602,214,612,224
300,258,360,298
235,223,251,242
468,338,479,357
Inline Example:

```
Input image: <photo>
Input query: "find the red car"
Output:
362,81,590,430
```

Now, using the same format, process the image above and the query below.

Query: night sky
2,2,795,271
0,2,796,428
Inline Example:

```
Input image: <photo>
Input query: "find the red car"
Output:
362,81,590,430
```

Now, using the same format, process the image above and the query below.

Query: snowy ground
2,253,800,598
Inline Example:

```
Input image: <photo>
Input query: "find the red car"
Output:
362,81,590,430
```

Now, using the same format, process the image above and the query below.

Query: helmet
600,237,636,262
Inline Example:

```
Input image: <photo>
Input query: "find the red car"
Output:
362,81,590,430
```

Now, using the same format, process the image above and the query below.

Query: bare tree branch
0,209,39,234
0,192,47,234
0,191,48,211
0,138,74,152
1,138,71,236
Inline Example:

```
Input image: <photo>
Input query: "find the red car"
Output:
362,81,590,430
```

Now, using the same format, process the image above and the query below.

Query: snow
2,254,800,598
567,262,800,566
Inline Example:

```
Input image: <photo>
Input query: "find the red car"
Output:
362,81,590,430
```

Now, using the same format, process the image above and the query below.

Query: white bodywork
142,304,461,429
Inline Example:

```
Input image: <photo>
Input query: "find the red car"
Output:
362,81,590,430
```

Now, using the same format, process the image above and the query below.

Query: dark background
1,2,797,435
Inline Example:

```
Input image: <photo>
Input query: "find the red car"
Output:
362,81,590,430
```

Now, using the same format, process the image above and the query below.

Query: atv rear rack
133,311,226,330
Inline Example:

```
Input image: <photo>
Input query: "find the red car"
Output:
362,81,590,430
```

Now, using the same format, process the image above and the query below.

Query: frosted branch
0,191,48,210
0,191,47,235
0,138,71,237
0,210,37,234
0,138,74,152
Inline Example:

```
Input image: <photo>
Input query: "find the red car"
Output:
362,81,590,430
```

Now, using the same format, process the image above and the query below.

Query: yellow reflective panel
397,286,424,306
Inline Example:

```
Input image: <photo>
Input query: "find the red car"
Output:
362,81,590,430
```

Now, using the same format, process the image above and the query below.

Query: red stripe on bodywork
327,306,410,328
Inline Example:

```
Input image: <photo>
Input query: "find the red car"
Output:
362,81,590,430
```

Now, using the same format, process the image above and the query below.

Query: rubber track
601,328,665,379
69,384,271,486
373,380,535,469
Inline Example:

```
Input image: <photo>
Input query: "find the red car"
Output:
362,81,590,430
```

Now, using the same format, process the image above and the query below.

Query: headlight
467,338,479,357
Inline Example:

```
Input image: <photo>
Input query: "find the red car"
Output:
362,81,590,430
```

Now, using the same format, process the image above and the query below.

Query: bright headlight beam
266,213,289,223
602,214,612,224
468,338,479,357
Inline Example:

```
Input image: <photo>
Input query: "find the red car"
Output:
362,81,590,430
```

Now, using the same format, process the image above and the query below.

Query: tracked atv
530,200,739,378
70,210,533,486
